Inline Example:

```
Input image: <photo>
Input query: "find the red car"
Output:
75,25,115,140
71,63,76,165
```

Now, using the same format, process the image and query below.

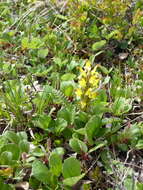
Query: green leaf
17,132,28,140
21,37,29,49
103,76,111,85
49,152,62,176
29,176,40,190
106,30,121,40
62,157,81,179
33,114,51,130
52,147,65,156
32,159,52,184
65,86,74,97
53,57,63,67
56,14,67,20
92,102,108,116
55,118,67,134
29,38,43,49
38,49,49,58
98,65,112,75
135,140,143,149
136,182,143,190
58,105,75,124
77,111,88,123
67,60,80,70
61,73,76,81
85,116,102,145
88,141,107,153
31,147,45,157
4,131,20,144
0,179,13,190
1,143,20,161
74,128,86,136
92,40,106,51
0,151,13,165
19,140,29,153
61,81,74,97
112,98,132,116
63,173,85,187
124,178,133,190
69,138,88,153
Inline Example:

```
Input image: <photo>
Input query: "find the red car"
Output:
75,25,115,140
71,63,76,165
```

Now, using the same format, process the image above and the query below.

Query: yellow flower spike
79,67,87,77
79,78,86,88
91,64,99,74
85,88,92,97
80,100,86,109
91,70,98,76
84,60,91,71
75,88,82,98
79,67,84,72
89,75,96,84
85,88,97,99
94,80,99,87
89,76,99,87
91,69,96,75
90,91,97,99
75,60,100,109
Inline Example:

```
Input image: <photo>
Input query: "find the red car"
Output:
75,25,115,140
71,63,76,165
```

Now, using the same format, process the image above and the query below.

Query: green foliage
85,115,102,145
0,178,13,190
62,157,85,186
92,40,107,51
49,152,62,176
32,159,53,184
1,0,143,189
69,138,88,153
62,157,81,178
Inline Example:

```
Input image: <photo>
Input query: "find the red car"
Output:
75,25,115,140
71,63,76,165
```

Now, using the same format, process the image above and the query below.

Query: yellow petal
75,88,82,98
90,92,97,99
85,88,97,99
80,101,86,108
79,78,86,87
79,68,87,77
91,69,98,75
84,60,91,71
89,76,96,84
89,76,99,87
85,88,92,96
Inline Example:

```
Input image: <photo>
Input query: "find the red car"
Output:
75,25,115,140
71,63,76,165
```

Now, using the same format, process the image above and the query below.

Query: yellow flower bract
79,78,86,87
80,100,87,109
84,60,91,71
89,76,99,87
85,88,97,99
75,60,100,110
79,68,86,77
75,88,82,98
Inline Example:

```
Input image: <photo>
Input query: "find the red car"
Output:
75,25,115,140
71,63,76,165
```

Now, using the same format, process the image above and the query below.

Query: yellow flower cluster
75,61,100,109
